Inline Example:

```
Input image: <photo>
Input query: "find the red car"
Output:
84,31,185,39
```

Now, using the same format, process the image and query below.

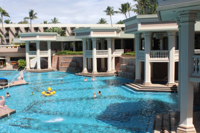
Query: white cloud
0,0,137,24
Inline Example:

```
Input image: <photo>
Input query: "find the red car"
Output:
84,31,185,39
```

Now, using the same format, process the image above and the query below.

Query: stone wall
52,55,83,72
118,56,135,80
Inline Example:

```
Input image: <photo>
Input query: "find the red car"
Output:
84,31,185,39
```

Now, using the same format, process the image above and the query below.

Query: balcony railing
150,50,168,58
192,55,200,77
0,45,20,48
97,50,108,55
29,50,55,56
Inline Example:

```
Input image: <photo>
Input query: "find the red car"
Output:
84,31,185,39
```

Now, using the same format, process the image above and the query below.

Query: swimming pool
0,71,178,133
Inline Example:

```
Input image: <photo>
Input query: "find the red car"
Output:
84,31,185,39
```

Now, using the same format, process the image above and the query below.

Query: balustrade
192,55,200,77
150,50,168,58
96,50,108,55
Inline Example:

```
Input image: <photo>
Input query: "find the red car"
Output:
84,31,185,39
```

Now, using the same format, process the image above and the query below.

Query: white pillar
177,11,198,133
111,39,115,71
5,56,10,66
73,41,76,51
82,39,88,73
61,42,64,51
121,39,124,49
87,39,91,71
47,41,51,69
143,32,152,86
134,33,141,83
25,41,30,69
101,39,105,71
92,38,97,73
177,19,182,112
167,31,176,86
107,38,112,73
36,41,41,70
160,39,163,50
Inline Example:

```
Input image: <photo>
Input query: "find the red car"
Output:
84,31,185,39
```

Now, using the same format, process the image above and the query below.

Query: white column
111,39,115,71
143,32,152,86
92,38,97,73
177,19,182,112
82,39,88,73
134,33,141,83
167,31,176,86
5,56,10,66
36,41,41,70
87,39,91,71
101,39,105,71
25,41,30,69
61,42,64,51
73,41,76,51
121,39,124,49
160,39,163,50
177,11,198,133
107,38,112,73
47,41,51,69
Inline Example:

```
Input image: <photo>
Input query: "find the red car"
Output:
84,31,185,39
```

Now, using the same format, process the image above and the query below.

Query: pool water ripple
0,71,178,133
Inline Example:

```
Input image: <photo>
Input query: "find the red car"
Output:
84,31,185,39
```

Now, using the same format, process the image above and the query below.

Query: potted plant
19,43,25,48
3,62,6,68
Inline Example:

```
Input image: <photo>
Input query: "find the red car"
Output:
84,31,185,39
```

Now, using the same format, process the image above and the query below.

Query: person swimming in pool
93,93,97,98
61,80,63,83
84,77,87,81
6,92,10,97
98,91,101,96
91,76,95,81
31,92,34,95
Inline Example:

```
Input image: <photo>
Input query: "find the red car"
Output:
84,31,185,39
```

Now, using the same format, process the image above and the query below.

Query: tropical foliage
0,7,10,32
4,19,11,24
104,6,118,26
18,59,26,68
97,18,107,24
116,20,123,24
122,51,135,56
18,19,29,24
50,17,60,24
133,0,158,15
44,27,66,36
25,10,38,30
44,21,47,24
55,50,83,55
118,3,128,18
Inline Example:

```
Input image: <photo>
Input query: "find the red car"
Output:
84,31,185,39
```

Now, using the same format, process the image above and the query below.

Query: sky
0,0,137,24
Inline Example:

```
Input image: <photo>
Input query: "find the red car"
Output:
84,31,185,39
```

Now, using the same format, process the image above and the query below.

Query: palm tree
4,19,11,24
44,21,47,24
0,7,10,33
104,6,117,27
0,18,1,23
50,17,60,24
24,10,38,30
126,2,133,18
97,18,107,24
118,4,128,18
116,20,123,24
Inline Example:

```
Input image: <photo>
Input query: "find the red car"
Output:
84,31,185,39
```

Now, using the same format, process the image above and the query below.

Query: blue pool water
0,71,178,133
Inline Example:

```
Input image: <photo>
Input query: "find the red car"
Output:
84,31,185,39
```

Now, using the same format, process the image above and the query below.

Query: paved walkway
75,72,117,77
124,83,177,92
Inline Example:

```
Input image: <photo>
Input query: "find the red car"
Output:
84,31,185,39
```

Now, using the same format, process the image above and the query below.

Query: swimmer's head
7,92,9,94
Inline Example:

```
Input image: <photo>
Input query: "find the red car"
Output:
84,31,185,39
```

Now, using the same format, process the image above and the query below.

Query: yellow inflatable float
42,87,56,96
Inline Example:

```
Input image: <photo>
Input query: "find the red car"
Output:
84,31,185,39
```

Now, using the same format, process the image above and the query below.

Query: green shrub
55,50,83,55
18,59,26,68
3,62,6,66
122,51,135,56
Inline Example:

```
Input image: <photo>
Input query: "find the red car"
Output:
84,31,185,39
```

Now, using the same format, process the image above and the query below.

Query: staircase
154,112,180,133
59,56,82,72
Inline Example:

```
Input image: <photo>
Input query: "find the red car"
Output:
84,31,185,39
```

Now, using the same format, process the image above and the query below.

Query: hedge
122,51,135,56
55,50,83,55
18,59,26,68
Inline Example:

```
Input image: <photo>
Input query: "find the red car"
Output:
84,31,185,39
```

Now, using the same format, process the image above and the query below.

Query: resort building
156,0,200,133
123,14,200,87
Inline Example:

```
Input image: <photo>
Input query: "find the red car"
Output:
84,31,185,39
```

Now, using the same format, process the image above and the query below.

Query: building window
10,57,25,61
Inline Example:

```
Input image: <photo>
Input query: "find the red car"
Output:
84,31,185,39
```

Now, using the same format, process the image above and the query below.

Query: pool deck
25,68,56,73
124,83,177,92
0,109,16,119
75,72,117,77
0,82,28,89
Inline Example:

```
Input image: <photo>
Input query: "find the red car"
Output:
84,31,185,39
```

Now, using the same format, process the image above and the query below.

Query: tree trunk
1,15,3,34
30,19,31,32
125,13,127,19
110,15,113,27
129,11,130,18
